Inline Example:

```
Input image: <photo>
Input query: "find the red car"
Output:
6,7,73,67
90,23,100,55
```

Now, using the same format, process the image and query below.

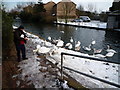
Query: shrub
2,10,13,60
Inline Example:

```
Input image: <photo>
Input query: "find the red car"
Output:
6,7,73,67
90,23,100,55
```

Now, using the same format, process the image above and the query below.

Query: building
43,0,77,22
44,1,56,16
57,0,76,22
109,0,120,12
43,1,56,22
23,5,33,14
107,10,120,29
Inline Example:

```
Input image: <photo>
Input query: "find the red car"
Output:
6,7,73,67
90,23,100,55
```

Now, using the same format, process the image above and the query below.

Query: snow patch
57,20,107,29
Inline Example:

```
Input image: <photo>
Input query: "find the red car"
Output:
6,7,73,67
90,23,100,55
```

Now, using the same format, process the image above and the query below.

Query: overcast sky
3,0,114,13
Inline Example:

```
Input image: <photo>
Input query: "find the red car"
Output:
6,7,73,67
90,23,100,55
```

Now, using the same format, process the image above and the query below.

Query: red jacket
20,40,25,44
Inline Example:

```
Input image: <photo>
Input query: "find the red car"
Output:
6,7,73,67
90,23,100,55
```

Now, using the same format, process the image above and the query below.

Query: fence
61,52,120,88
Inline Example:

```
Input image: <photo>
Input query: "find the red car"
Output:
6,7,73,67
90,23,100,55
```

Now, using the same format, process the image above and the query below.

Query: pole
61,53,63,80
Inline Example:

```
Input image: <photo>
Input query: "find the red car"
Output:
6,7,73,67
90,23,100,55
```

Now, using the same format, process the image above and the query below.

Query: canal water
13,21,120,63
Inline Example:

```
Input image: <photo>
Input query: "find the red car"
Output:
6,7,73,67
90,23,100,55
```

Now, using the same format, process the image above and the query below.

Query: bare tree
99,8,103,13
14,3,25,12
87,3,94,12
62,1,76,23
78,4,84,11
93,4,98,13
27,2,35,7
87,3,97,13
1,2,6,11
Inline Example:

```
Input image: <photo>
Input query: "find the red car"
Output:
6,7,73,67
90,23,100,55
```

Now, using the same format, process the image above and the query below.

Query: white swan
106,45,117,53
68,44,72,49
83,44,91,51
62,80,69,88
75,41,81,51
75,41,81,47
106,52,115,57
91,40,96,45
49,47,59,56
65,43,71,47
44,40,52,47
52,39,58,44
60,31,64,33
56,39,64,47
94,54,106,58
36,45,41,49
48,36,52,41
37,47,51,54
33,44,51,54
65,43,73,49
33,45,41,53
70,37,73,43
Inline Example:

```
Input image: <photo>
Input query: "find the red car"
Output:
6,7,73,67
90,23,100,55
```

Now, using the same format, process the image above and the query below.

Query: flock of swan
13,25,117,59
33,35,117,59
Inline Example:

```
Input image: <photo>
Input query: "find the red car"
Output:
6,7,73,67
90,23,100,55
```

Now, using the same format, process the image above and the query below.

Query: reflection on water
13,22,120,63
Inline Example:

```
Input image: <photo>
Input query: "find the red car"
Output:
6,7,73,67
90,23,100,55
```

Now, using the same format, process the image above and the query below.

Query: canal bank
8,29,85,89
54,21,120,32
54,21,107,30
30,32,119,88
10,29,119,88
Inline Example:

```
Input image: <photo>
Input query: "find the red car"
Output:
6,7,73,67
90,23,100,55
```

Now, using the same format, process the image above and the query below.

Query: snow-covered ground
13,32,73,88
56,21,107,29
18,32,119,88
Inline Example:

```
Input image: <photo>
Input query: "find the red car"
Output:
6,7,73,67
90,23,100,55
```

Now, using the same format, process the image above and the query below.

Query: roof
44,1,56,5
57,0,76,5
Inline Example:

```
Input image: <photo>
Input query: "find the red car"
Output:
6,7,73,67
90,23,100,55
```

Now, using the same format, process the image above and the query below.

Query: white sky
3,0,114,2
3,0,114,12
43,0,114,3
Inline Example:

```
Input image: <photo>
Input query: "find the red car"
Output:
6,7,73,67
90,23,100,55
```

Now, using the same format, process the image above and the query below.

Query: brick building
43,0,77,22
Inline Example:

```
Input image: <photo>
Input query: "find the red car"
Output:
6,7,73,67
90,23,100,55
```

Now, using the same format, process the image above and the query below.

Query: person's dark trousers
15,44,26,62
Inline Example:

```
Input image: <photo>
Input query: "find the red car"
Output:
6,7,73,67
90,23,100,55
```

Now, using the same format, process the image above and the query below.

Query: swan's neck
88,44,91,48
107,45,110,49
